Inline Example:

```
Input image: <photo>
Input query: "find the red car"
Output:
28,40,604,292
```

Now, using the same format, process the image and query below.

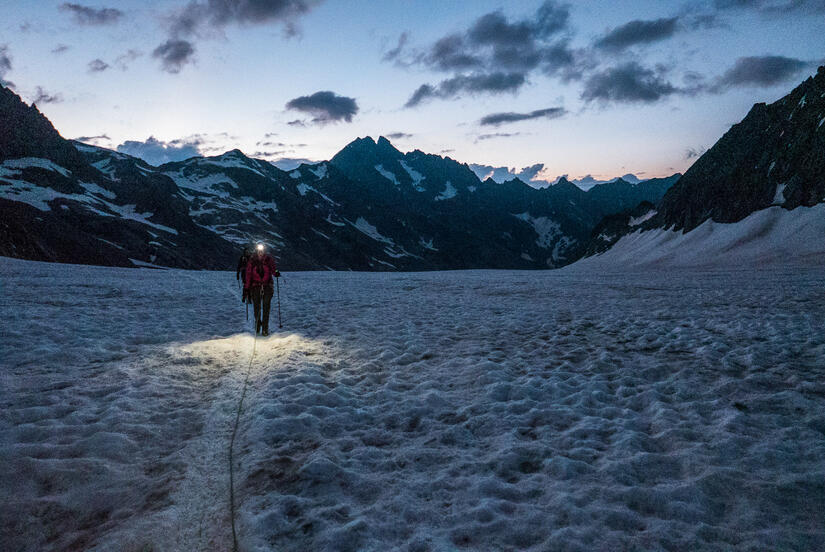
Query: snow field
575,204,825,270
1,258,824,551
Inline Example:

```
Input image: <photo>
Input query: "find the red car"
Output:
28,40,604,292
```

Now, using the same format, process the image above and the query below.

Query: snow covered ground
1,257,824,551
577,204,825,270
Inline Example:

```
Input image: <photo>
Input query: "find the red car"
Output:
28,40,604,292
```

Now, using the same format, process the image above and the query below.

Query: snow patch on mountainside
204,156,266,178
310,163,328,180
296,183,337,205
629,210,657,226
420,238,438,251
513,212,561,249
399,160,425,191
573,204,825,270
165,171,237,198
349,217,395,244
772,183,787,205
80,181,117,200
2,157,71,177
435,181,457,200
374,164,399,186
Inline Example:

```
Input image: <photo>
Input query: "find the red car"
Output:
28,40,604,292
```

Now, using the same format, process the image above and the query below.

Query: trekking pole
276,276,283,329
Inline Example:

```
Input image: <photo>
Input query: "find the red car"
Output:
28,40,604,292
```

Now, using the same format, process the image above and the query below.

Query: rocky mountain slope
584,66,825,260
1,84,676,270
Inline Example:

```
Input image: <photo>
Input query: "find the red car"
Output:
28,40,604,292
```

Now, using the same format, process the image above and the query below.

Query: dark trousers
250,285,274,329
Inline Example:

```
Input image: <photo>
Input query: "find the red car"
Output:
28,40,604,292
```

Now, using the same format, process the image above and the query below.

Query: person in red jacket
244,243,280,335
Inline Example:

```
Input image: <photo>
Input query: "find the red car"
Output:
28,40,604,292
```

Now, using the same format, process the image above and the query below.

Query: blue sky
1,0,823,185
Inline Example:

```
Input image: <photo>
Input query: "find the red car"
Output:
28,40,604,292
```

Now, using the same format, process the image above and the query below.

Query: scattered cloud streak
52,44,70,55
88,58,110,73
711,55,813,90
0,45,12,87
713,0,825,13
59,3,123,25
480,107,566,126
581,62,677,103
33,86,63,104
114,49,142,70
594,17,680,52
285,91,358,124
405,72,527,107
74,134,111,144
476,132,522,141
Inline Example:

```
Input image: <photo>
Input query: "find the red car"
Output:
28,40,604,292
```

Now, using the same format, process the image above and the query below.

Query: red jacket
245,254,278,288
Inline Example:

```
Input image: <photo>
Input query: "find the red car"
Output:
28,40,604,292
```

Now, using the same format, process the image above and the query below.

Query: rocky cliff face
659,66,825,231
580,66,825,260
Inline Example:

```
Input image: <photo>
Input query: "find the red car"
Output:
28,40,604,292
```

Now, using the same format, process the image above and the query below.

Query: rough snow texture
2,258,824,551
575,204,825,270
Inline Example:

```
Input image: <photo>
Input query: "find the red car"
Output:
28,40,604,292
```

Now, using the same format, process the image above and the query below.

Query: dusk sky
1,0,823,185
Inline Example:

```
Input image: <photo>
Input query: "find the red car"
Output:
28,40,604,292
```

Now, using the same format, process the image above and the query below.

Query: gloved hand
275,271,281,278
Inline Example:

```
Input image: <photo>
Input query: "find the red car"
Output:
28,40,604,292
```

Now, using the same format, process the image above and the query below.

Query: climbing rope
228,320,257,551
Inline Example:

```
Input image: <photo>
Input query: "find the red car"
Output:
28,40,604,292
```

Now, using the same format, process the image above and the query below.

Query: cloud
59,3,123,25
476,132,522,141
88,58,110,73
385,132,413,139
0,45,11,86
581,62,677,103
269,157,320,170
594,17,680,52
74,134,111,144
114,49,142,70
153,39,195,73
684,146,706,160
287,119,307,127
32,86,63,104
480,106,566,126
116,136,204,166
382,31,410,65
52,44,70,54
405,72,526,107
713,0,825,13
398,1,582,106
711,55,813,90
469,162,551,186
154,1,322,73
168,0,323,36
285,91,358,124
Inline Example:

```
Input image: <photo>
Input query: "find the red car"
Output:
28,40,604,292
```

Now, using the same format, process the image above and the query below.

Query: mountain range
0,83,677,270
